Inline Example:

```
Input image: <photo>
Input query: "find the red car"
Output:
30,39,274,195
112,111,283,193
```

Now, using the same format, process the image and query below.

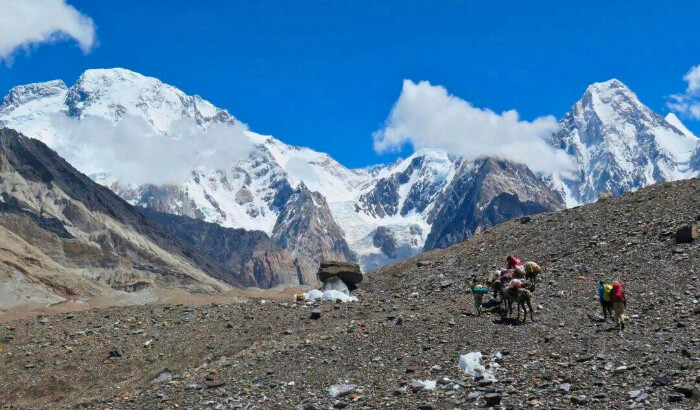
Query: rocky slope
0,177,697,409
0,128,234,308
139,208,316,288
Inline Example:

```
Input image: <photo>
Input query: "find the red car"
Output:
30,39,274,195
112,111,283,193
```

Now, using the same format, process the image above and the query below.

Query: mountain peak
1,80,67,108
78,67,149,82
664,112,696,138
584,78,635,100
72,67,163,95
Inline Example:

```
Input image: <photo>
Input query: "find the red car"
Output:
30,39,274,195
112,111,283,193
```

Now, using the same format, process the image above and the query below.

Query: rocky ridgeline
0,179,698,409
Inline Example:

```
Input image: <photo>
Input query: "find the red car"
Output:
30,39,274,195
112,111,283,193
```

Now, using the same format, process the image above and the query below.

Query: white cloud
666,64,700,120
373,80,575,174
49,114,254,185
0,0,96,64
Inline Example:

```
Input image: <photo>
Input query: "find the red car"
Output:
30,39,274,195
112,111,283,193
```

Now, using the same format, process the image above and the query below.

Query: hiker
597,281,613,322
506,255,521,270
610,281,627,329
471,278,489,316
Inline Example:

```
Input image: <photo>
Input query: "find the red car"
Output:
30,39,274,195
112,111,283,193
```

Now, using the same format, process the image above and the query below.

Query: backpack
602,284,613,302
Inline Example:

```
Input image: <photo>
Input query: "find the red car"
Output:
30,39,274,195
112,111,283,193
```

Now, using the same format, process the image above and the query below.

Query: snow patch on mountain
665,113,696,138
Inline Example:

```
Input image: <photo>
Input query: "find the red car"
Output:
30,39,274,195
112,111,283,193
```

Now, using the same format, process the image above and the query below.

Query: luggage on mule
472,284,490,294
523,261,541,275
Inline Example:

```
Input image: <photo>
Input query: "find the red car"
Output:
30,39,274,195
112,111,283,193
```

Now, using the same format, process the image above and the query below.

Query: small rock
576,354,594,362
328,383,357,398
410,380,427,391
570,395,589,405
675,224,698,244
109,349,124,358
205,380,226,388
150,371,172,383
673,384,694,398
417,403,434,410
184,383,202,390
310,309,322,320
466,391,481,401
652,374,672,386
484,393,502,405
635,393,649,402
559,383,571,392
440,280,453,289
668,393,685,403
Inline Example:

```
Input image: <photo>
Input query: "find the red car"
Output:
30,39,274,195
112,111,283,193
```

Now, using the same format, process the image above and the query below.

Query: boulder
317,261,363,285
484,393,502,405
597,192,613,201
675,224,698,244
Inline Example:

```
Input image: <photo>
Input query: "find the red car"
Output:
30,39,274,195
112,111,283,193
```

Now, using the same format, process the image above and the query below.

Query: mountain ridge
1,68,697,280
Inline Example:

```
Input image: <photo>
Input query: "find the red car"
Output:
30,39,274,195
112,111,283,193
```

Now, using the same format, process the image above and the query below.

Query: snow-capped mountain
545,79,699,206
1,69,697,281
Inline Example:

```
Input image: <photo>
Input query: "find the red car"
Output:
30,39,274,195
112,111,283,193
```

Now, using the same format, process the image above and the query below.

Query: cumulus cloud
0,0,96,64
373,80,575,174
667,65,700,120
49,114,254,185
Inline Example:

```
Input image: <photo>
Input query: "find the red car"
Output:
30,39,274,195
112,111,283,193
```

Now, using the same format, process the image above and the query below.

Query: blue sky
0,0,698,168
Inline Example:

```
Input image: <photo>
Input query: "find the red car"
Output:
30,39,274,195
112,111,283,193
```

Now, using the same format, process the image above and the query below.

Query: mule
503,287,535,322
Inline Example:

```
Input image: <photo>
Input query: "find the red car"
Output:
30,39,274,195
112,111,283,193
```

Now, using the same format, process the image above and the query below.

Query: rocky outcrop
424,158,563,250
317,260,363,287
372,226,398,258
140,208,316,287
272,183,355,270
358,176,401,218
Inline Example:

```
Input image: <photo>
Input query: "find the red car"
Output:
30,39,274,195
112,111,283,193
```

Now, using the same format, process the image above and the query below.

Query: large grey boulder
317,261,363,286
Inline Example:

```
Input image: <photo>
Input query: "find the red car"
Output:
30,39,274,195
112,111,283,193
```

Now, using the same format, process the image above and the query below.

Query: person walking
598,281,613,322
471,278,488,317
610,281,627,329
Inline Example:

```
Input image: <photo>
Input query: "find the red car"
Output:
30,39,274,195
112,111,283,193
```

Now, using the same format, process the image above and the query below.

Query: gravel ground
1,178,698,409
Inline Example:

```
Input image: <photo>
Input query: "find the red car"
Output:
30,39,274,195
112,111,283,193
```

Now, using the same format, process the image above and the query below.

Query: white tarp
302,277,358,303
